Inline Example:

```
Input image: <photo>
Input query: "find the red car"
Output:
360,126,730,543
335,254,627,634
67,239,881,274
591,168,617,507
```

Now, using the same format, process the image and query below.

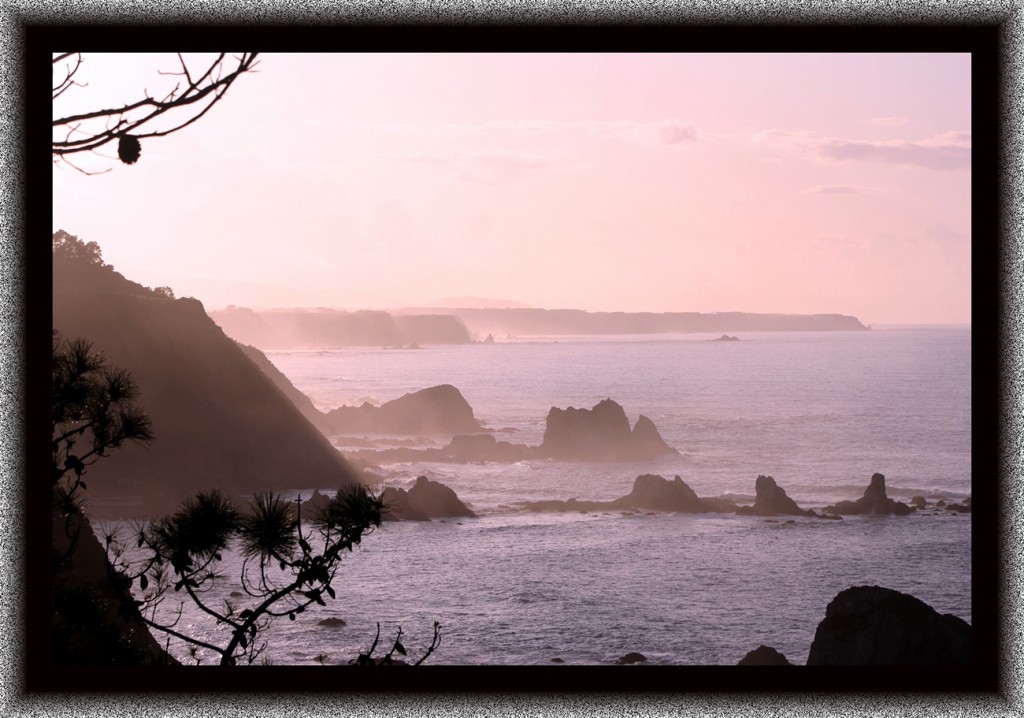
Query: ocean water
122,326,973,666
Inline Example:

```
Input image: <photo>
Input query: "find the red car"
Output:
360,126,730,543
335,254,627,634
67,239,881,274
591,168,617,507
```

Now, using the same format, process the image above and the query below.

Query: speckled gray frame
2,2,1020,716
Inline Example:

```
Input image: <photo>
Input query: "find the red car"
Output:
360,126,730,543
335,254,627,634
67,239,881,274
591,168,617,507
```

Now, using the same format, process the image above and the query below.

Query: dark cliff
53,255,363,519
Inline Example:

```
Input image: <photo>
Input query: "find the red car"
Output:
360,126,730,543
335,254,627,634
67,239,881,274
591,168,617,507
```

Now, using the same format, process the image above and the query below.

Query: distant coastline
209,306,868,349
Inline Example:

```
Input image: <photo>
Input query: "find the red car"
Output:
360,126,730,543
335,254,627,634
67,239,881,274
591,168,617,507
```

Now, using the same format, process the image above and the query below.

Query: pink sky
52,53,971,324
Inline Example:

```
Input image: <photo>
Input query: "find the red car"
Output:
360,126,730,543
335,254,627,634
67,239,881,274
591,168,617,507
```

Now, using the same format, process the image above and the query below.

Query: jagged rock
944,502,972,513
736,475,814,517
539,399,678,460
616,474,710,513
630,415,677,458
737,645,792,665
407,475,477,518
323,384,484,436
823,474,912,516
380,487,431,522
381,477,476,521
909,496,927,508
295,489,332,518
522,475,709,514
806,585,971,665
615,652,647,665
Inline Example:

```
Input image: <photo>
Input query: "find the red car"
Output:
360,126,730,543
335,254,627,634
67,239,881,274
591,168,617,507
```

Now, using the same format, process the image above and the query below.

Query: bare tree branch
52,52,259,168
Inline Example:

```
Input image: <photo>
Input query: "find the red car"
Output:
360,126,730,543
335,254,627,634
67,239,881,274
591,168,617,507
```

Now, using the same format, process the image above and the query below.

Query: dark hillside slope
235,342,332,434
53,256,363,519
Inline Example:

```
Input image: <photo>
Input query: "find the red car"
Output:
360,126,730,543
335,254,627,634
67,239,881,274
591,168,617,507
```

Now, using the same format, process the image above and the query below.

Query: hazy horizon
52,52,971,325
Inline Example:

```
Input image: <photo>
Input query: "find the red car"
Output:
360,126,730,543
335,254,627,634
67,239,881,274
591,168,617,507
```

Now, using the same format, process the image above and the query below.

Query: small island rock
737,645,792,665
382,476,476,521
540,399,678,461
618,474,710,513
615,652,647,665
736,475,814,517
823,473,912,516
323,384,484,436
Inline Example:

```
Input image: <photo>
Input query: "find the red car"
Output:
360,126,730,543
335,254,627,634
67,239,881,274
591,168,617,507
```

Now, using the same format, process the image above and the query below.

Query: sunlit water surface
115,327,972,666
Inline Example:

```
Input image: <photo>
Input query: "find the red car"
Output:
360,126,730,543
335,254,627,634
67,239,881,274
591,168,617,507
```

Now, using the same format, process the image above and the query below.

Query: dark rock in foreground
824,473,913,516
736,475,815,517
806,585,971,665
737,645,792,665
52,501,175,665
323,384,485,436
540,399,678,461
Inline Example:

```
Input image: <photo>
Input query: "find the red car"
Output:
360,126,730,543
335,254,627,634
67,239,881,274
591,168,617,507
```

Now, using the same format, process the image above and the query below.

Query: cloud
863,116,911,127
800,185,880,195
756,129,971,170
815,136,970,170
367,118,705,148
659,121,699,145
926,224,970,245
395,150,550,184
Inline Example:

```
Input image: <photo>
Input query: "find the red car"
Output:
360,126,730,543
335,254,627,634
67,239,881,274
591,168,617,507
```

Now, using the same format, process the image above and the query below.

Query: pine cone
118,135,141,165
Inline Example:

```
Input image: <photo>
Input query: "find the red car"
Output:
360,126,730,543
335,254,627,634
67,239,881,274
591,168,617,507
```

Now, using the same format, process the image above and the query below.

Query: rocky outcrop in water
806,585,971,665
322,385,485,436
615,651,647,665
621,474,710,513
521,474,710,514
736,475,815,517
539,399,678,461
736,645,792,665
407,475,477,518
379,487,431,521
823,473,913,516
381,476,477,521
444,434,533,462
343,398,675,465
